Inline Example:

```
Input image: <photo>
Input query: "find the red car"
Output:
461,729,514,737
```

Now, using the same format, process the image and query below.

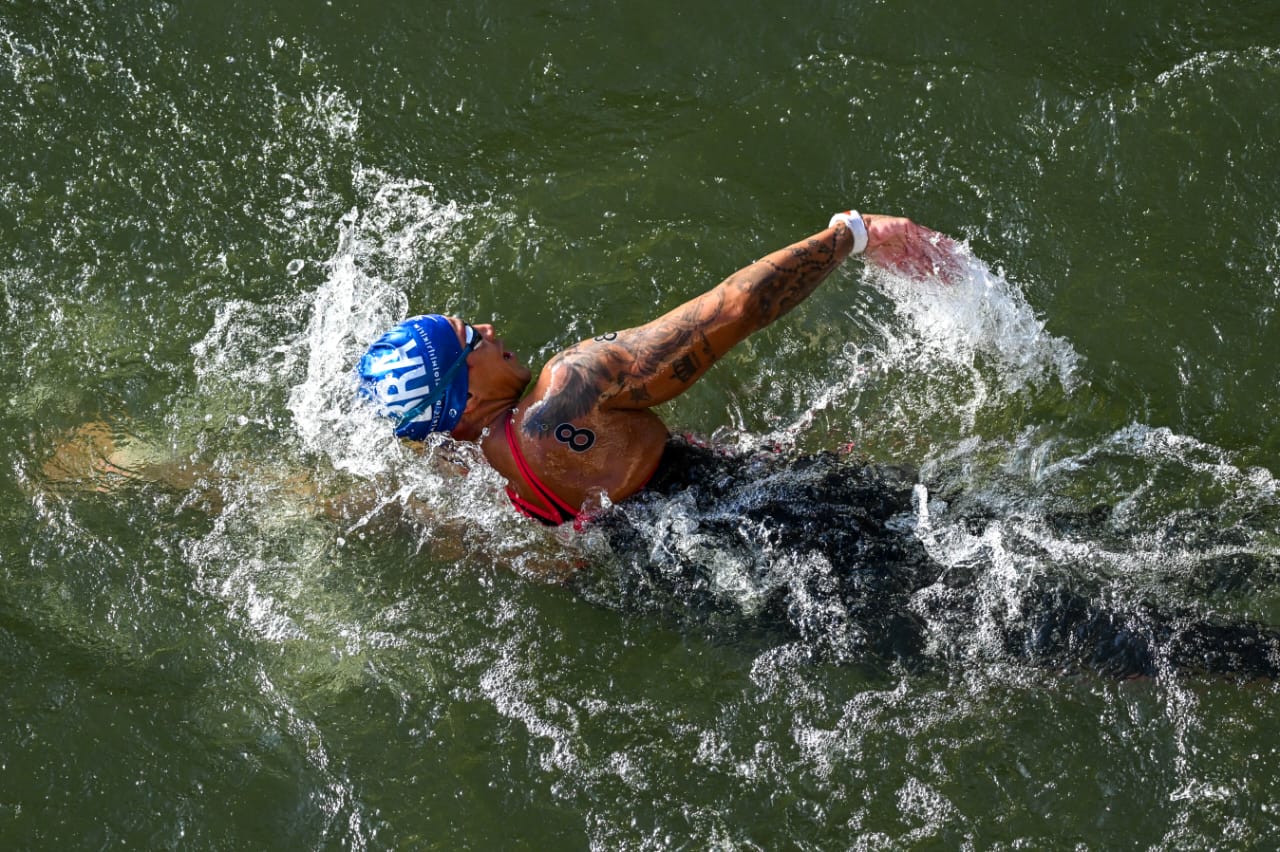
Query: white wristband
828,210,868,255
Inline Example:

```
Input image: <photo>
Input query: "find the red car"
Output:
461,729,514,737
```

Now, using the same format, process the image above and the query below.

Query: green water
4,0,1280,847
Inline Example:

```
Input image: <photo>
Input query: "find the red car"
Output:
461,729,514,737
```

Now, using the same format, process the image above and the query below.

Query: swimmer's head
356,314,479,439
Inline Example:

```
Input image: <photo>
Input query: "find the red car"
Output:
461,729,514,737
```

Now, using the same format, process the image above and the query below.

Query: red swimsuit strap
504,415,580,525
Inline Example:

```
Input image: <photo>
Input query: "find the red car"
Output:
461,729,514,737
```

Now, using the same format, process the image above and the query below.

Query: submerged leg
1008,584,1280,680
40,422,202,493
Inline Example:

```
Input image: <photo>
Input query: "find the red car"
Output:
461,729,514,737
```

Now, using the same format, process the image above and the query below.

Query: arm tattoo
733,233,842,331
522,321,715,438
671,353,700,383
522,342,615,437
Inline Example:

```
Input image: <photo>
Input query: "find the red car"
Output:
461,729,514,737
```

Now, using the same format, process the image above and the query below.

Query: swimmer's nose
476,323,507,351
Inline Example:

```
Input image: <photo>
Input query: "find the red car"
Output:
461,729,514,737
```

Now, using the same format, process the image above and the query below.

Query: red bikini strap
504,415,580,521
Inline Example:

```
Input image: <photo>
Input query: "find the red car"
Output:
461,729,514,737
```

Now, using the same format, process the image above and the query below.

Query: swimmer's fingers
862,215,962,284
871,240,962,283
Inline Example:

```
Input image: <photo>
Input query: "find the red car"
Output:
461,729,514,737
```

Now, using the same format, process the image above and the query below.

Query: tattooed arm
523,214,954,433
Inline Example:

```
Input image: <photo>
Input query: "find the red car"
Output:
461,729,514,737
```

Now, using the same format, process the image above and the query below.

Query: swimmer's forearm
615,224,856,388
721,225,855,333
590,225,855,408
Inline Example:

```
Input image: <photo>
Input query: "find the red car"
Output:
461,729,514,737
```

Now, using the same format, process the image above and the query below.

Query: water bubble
286,258,305,275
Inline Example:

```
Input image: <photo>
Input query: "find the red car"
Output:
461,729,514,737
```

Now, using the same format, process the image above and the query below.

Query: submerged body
591,437,1280,681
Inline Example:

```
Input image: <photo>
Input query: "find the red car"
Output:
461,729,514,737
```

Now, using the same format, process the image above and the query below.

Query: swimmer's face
445,316,533,401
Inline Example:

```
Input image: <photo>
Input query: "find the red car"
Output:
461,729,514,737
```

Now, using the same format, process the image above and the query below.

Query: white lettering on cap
370,337,432,413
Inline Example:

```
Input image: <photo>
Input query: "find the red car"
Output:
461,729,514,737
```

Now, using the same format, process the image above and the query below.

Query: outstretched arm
523,213,955,434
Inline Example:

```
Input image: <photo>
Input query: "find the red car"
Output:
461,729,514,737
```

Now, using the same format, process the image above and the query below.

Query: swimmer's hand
862,214,962,283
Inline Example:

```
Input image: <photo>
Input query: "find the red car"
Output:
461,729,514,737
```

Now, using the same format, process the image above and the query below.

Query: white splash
772,249,1080,449
286,171,471,478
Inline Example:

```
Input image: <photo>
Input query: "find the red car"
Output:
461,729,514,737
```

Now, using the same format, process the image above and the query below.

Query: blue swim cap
356,314,470,439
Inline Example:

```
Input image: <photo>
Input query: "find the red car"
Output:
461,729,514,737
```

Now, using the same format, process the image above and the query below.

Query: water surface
3,0,1280,847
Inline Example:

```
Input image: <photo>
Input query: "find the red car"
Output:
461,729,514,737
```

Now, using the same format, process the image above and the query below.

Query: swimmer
38,210,1280,680
358,211,961,526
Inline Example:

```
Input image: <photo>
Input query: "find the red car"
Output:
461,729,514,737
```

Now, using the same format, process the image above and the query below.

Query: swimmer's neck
449,386,527,443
